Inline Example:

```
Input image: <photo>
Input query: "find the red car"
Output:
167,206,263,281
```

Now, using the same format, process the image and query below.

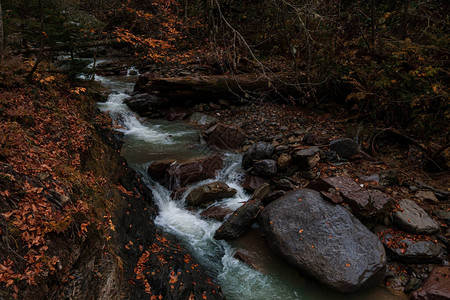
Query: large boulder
204,123,246,150
147,155,224,188
394,199,440,234
214,184,269,241
259,189,386,293
411,267,450,300
186,181,237,207
329,138,357,158
242,142,275,169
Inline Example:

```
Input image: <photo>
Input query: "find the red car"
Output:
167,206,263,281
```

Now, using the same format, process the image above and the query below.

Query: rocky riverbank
123,70,449,299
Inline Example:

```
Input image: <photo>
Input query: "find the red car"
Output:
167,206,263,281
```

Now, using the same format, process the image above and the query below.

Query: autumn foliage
0,60,119,298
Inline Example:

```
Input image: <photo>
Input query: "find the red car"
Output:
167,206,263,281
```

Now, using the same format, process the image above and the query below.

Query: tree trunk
0,0,4,60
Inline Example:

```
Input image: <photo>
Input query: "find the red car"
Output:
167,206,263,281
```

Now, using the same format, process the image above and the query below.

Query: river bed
92,68,405,300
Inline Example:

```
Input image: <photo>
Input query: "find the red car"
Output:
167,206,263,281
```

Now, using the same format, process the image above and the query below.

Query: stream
89,64,404,300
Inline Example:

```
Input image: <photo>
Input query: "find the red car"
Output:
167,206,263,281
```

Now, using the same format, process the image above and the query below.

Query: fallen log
134,73,273,105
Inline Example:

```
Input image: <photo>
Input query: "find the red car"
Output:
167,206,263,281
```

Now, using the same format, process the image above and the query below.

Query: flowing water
92,65,405,300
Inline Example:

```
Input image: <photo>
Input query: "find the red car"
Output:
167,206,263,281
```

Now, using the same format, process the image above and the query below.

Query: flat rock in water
242,142,275,169
125,93,167,115
233,250,265,273
411,267,450,300
147,155,223,188
214,184,269,241
200,205,233,221
329,138,357,158
186,181,237,207
394,199,440,234
259,189,386,293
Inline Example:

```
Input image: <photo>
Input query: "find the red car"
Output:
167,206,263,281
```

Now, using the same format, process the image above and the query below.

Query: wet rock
214,184,269,241
253,159,277,177
411,267,450,300
308,176,394,218
261,190,285,206
415,190,439,204
259,189,386,293
147,159,176,181
200,206,233,221
147,155,223,188
308,176,361,198
274,179,296,191
277,153,292,170
240,174,269,192
205,123,246,150
394,199,440,234
166,107,188,121
242,142,275,169
329,138,357,158
379,170,398,186
233,250,264,273
344,189,394,218
124,93,167,115
186,181,237,207
377,229,444,263
294,147,320,171
133,72,158,93
187,112,218,127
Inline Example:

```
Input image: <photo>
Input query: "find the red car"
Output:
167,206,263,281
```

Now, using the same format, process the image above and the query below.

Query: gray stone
186,181,237,207
415,190,439,204
240,174,269,192
294,147,320,170
329,138,357,158
308,176,394,218
205,123,246,150
259,189,386,293
378,229,444,263
253,159,277,177
394,199,440,234
200,205,233,221
214,184,269,241
242,142,275,169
